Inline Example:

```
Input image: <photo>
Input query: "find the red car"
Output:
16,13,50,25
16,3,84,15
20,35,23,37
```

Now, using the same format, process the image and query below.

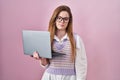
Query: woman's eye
58,17,62,20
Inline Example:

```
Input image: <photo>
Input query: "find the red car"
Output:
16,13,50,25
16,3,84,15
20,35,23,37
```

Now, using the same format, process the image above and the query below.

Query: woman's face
55,11,70,31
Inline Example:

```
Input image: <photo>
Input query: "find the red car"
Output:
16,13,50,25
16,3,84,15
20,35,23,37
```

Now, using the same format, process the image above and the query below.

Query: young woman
32,5,87,80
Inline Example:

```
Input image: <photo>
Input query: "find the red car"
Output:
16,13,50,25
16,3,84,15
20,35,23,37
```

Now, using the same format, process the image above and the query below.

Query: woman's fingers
33,51,38,57
33,51,41,59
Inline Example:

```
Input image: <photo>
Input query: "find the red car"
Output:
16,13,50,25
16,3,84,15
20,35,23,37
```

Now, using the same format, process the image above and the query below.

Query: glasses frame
56,16,70,23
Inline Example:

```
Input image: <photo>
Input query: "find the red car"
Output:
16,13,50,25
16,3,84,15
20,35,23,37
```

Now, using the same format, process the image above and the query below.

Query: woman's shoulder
73,33,82,40
73,33,84,49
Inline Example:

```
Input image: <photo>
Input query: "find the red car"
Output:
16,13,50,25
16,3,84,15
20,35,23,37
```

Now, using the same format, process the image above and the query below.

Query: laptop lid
22,30,52,58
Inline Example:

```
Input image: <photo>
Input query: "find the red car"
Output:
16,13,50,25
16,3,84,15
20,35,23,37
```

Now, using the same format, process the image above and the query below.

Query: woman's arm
32,51,49,68
75,34,87,80
39,58,49,68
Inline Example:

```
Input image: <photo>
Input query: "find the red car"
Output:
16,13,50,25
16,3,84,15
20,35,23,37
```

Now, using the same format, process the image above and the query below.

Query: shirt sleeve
75,34,87,80
39,60,49,68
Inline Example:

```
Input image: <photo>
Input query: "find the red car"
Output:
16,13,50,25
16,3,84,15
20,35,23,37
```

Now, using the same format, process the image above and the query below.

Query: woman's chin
57,28,65,31
57,26,66,30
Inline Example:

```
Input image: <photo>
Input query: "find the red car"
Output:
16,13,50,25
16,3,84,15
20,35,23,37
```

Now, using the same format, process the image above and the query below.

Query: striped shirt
46,33,76,75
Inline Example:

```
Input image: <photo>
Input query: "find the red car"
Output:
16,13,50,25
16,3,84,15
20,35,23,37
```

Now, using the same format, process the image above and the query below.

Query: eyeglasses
56,16,70,23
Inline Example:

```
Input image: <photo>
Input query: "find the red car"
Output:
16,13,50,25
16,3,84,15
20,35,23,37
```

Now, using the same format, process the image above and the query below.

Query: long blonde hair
48,5,76,61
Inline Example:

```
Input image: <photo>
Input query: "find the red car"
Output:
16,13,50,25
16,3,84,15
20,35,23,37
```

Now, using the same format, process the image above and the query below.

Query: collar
54,33,69,42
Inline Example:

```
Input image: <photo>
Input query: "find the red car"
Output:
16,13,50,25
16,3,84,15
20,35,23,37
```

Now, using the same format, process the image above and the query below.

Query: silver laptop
22,30,65,59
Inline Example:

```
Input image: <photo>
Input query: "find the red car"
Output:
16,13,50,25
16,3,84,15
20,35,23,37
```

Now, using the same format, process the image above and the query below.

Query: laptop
22,30,65,59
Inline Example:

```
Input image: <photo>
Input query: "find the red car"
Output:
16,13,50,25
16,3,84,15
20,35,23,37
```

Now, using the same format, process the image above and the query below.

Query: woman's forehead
58,11,69,17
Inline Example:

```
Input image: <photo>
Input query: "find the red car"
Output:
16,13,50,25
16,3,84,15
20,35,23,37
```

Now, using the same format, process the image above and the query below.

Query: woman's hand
31,51,49,66
32,51,41,60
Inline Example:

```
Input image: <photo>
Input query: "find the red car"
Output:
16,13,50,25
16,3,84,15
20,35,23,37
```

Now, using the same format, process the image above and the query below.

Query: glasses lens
56,16,69,22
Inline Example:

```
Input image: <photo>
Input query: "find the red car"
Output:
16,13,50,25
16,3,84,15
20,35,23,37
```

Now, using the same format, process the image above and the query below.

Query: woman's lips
60,24,64,27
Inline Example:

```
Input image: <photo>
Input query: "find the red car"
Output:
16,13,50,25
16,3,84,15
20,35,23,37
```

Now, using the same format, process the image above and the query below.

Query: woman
33,5,87,80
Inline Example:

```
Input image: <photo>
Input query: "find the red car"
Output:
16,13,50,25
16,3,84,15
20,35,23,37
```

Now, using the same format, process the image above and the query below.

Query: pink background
0,0,120,80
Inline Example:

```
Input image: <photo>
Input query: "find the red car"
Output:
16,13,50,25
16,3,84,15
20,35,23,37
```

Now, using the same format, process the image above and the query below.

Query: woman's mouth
60,24,64,27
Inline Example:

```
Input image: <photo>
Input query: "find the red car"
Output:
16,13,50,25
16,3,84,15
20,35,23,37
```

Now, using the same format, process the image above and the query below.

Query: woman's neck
56,30,66,40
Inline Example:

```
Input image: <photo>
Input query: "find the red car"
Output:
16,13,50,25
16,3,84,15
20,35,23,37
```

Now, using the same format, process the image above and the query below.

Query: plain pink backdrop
0,0,120,80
